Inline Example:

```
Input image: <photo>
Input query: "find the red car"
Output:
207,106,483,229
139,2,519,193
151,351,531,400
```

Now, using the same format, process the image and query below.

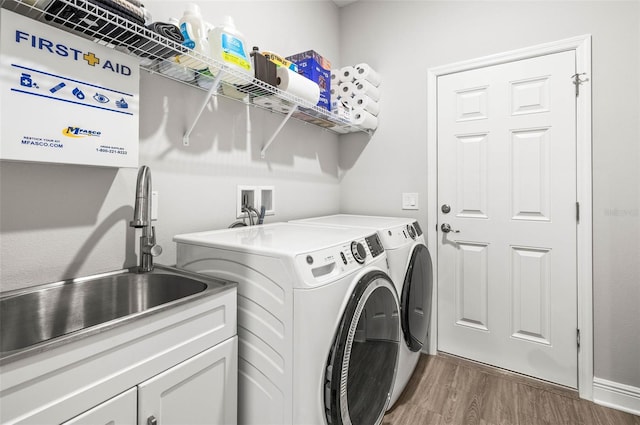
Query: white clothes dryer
174,223,400,425
291,215,433,409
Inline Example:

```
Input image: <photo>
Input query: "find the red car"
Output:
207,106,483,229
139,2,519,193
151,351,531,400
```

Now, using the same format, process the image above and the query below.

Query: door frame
426,35,593,399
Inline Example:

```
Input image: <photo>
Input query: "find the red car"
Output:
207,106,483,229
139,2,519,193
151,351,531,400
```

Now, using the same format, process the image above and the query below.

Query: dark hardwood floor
383,353,640,425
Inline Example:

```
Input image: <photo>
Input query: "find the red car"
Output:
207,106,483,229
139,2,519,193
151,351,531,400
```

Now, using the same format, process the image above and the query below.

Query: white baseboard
593,377,640,416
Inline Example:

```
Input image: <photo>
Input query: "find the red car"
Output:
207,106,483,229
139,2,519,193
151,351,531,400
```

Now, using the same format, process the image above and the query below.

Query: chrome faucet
130,165,162,273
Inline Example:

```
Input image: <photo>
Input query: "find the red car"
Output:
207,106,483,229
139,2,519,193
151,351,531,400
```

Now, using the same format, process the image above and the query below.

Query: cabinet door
63,388,136,425
138,336,237,425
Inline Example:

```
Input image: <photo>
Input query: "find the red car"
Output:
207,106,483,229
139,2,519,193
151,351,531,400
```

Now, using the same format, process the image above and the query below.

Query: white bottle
177,3,209,71
208,16,253,81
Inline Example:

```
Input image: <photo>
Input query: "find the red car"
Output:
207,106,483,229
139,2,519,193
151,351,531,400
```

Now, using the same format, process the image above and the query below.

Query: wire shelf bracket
260,105,298,159
183,70,225,146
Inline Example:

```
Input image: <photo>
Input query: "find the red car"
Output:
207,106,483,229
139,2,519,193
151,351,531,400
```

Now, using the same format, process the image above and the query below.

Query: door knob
440,223,460,233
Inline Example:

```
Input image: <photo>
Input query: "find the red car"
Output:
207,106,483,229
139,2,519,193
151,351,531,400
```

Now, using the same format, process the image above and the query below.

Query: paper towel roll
276,67,320,105
338,81,356,99
353,94,380,116
339,66,356,83
352,108,378,130
354,79,380,102
355,63,382,87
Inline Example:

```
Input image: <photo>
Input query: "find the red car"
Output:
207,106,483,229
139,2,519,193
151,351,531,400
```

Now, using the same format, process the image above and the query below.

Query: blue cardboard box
286,50,331,111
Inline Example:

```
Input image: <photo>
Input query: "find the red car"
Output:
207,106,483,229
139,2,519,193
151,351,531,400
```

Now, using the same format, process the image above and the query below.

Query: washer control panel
365,233,384,258
297,233,384,278
295,233,388,287
377,221,426,249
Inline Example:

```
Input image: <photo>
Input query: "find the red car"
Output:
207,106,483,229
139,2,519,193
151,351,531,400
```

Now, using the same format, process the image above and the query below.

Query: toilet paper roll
338,81,356,99
339,66,356,83
276,67,320,105
331,99,351,121
341,96,355,109
353,79,380,102
355,63,382,87
353,94,380,116
352,108,378,130
330,87,340,103
331,69,340,83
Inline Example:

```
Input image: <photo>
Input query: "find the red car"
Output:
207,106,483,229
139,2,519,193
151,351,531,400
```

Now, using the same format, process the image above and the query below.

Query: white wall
338,1,640,390
0,0,342,290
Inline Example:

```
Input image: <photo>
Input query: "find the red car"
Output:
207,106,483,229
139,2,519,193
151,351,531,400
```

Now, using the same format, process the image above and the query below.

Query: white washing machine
291,214,433,409
174,222,400,425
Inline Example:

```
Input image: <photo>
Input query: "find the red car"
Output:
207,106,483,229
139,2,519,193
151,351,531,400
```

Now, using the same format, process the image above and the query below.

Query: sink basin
0,265,233,363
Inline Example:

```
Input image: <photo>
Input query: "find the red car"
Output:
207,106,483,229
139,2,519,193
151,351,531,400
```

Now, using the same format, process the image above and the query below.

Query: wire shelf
0,0,368,136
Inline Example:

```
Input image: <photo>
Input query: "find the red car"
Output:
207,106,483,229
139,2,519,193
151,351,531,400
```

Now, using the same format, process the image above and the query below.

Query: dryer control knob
351,241,366,264
407,224,417,240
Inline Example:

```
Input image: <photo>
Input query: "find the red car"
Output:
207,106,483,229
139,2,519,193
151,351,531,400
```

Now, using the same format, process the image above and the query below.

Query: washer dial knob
351,241,366,264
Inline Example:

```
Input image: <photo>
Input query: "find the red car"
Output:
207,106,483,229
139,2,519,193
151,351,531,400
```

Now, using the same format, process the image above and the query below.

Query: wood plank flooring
383,353,640,425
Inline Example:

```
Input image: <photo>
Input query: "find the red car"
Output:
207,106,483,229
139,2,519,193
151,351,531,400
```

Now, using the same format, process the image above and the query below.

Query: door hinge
576,202,580,222
571,73,588,97
577,329,581,348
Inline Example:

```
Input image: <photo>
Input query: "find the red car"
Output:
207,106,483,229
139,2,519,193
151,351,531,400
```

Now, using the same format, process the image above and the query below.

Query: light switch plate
402,192,419,210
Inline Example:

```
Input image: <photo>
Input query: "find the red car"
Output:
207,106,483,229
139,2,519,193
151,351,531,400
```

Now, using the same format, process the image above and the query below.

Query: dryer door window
325,271,399,425
401,244,433,352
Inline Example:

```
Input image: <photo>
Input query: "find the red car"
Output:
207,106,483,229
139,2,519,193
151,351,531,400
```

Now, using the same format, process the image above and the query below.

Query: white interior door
436,51,578,388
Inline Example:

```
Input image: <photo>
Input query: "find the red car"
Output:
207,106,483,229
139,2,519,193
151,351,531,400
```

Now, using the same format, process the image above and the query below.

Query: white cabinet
63,388,137,425
139,337,238,425
64,337,238,425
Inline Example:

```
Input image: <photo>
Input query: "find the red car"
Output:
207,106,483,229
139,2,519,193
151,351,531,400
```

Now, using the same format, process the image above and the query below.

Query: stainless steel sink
0,265,234,363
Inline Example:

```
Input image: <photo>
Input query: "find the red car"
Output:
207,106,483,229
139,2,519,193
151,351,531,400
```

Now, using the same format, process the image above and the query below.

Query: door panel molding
426,35,593,399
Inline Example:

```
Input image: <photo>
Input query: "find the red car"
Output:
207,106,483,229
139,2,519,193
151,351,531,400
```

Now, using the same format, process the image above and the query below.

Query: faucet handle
141,242,162,256
148,226,162,256
148,244,163,257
